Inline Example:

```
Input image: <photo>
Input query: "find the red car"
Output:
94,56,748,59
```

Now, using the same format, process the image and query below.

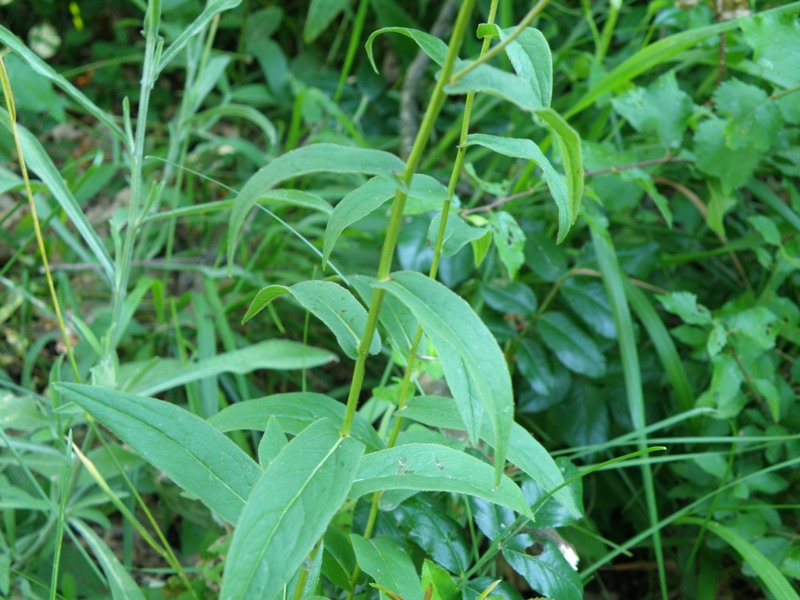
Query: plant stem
334,0,370,103
340,0,477,437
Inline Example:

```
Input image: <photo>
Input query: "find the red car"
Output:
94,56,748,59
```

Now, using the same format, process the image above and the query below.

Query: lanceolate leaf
228,144,404,268
242,280,380,359
538,312,606,378
465,134,570,243
55,384,261,525
375,271,513,485
352,535,423,600
221,419,364,599
366,27,448,72
208,392,384,450
398,396,581,518
351,444,530,516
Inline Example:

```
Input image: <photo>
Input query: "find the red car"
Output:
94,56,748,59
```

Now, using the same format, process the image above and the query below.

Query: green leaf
748,215,782,246
366,27,447,73
489,211,526,280
446,63,543,113
242,280,380,359
0,26,125,143
682,517,800,600
54,384,261,525
158,0,242,72
421,560,460,600
397,396,580,518
221,419,364,599
525,229,568,281
429,213,488,258
611,71,693,149
351,444,530,516
697,353,745,419
228,144,404,268
465,134,570,242
395,498,469,575
502,536,582,600
305,0,353,42
122,340,337,396
560,278,616,339
208,392,384,451
71,519,146,600
695,119,761,191
257,417,286,468
537,312,606,378
0,110,114,282
656,291,712,325
516,339,554,396
535,109,583,236
713,79,781,152
376,271,513,484
352,535,422,600
741,11,800,88
479,281,537,315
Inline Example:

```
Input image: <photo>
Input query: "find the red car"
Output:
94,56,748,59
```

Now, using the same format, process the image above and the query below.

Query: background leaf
352,535,422,600
537,312,606,378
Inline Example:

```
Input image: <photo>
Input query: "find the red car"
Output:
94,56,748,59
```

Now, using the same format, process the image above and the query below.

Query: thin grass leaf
55,383,261,524
221,419,364,599
681,517,800,600
0,110,114,282
0,25,126,143
376,271,513,485
70,519,146,600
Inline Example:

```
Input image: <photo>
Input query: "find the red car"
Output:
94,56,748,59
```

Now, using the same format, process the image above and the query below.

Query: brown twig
585,156,691,177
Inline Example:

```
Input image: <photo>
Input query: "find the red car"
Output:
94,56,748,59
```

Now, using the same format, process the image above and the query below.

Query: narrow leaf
305,0,353,42
55,384,261,524
366,27,447,73
221,419,364,599
376,271,513,484
351,444,530,516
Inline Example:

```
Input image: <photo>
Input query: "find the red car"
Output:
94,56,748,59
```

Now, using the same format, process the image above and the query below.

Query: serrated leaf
208,392,384,451
656,291,712,325
351,444,530,516
352,535,422,600
502,536,582,600
560,278,616,339
121,340,337,397
375,272,513,484
713,79,781,152
398,396,580,518
304,0,352,42
741,12,800,89
465,134,570,242
54,384,261,524
695,119,761,192
228,144,404,268
489,211,526,280
243,280,380,359
221,419,363,599
611,71,693,149
537,312,605,378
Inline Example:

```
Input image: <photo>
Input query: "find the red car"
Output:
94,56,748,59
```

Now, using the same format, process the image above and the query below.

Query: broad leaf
376,271,513,484
503,536,582,600
55,384,260,525
479,281,537,315
395,497,470,575
538,312,606,378
352,535,422,600
242,280,380,359
351,444,530,516
428,212,488,258
221,419,363,599
209,392,384,450
228,144,404,268
740,11,800,89
398,395,581,519
560,278,616,339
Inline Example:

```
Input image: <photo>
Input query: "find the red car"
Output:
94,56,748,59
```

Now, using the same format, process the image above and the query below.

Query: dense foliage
1,0,800,598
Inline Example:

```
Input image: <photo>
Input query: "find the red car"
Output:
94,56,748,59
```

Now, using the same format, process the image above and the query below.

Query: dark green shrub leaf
537,312,606,378
221,419,363,599
479,281,537,315
304,0,353,42
502,536,582,600
560,278,616,339
55,384,261,525
395,497,469,575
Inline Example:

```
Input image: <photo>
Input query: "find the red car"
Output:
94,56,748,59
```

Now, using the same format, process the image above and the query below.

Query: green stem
335,0,371,103
595,0,621,64
340,0,477,437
